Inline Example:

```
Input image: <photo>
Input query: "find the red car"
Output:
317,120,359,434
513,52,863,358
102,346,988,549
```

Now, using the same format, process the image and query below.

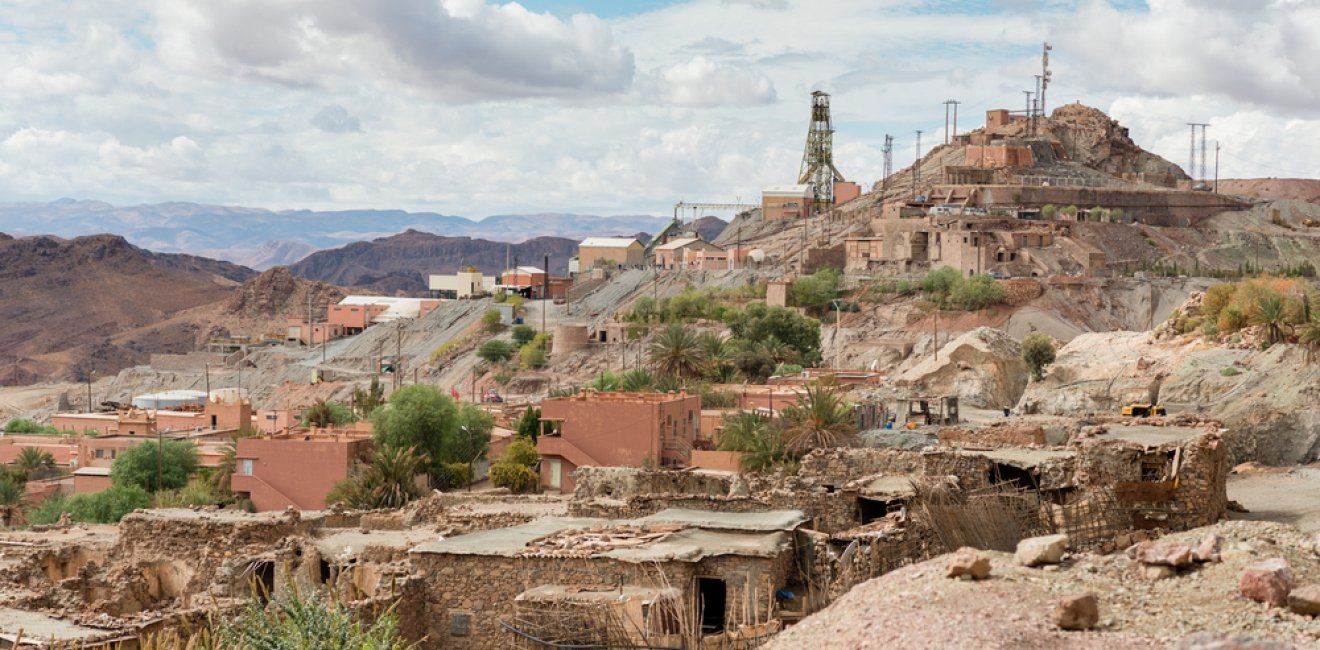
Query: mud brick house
409,508,809,650
537,391,701,493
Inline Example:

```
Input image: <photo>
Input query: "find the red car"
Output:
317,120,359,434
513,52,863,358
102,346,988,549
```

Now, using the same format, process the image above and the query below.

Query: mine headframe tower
797,90,845,210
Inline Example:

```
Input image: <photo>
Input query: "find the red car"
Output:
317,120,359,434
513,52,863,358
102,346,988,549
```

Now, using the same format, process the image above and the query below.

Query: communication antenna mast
913,130,923,197
1040,42,1053,117
881,134,894,194
798,91,845,209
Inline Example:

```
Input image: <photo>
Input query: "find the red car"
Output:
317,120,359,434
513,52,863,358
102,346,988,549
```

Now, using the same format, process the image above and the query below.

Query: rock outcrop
894,327,1028,409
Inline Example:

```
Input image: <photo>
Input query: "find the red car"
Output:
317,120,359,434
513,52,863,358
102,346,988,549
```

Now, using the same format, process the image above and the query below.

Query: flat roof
72,467,111,477
654,237,706,251
762,184,812,196
411,509,802,563
580,237,640,247
0,607,138,646
856,475,916,498
632,508,806,532
516,585,680,604
957,446,1075,468
1102,425,1208,447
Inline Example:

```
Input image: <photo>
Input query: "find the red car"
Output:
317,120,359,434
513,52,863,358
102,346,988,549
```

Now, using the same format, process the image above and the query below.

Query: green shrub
502,438,540,466
1041,204,1058,219
111,440,199,492
155,482,223,508
490,462,539,494
1219,367,1241,377
1022,333,1056,382
3,419,60,434
481,309,504,333
27,485,152,525
477,339,514,364
519,344,546,369
921,266,961,295
949,274,1007,310
511,324,536,345
218,587,413,650
433,462,473,490
791,267,842,315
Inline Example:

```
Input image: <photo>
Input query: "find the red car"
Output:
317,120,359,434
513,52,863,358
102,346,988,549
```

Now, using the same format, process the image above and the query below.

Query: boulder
1135,541,1194,568
1014,534,1068,567
1287,584,1320,617
1238,558,1294,607
945,547,991,580
1143,564,1177,581
1053,592,1099,631
1192,533,1221,563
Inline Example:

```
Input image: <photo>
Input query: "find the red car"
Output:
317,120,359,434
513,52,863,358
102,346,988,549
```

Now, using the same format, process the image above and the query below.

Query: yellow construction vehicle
1121,403,1167,417
1302,218,1318,228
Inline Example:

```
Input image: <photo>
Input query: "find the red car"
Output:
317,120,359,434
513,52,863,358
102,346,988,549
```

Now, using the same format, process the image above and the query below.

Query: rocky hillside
223,266,345,318
0,233,256,383
289,230,580,293
1215,178,1320,204
1042,103,1188,182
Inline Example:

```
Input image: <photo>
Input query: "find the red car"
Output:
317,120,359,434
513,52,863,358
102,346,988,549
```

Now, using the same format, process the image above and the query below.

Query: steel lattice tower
798,91,844,208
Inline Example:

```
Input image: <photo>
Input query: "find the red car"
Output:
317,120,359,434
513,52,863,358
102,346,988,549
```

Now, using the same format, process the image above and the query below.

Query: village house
408,508,809,650
537,391,701,493
761,185,814,221
231,432,374,511
577,237,645,268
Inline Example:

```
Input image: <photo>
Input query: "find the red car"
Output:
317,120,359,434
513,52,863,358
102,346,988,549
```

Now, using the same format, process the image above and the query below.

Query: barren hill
1214,178,1320,204
0,233,256,383
288,230,580,293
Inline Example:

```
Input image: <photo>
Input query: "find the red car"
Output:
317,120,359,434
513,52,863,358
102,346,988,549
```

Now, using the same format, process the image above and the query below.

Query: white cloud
152,0,636,101
0,0,1317,221
651,56,777,107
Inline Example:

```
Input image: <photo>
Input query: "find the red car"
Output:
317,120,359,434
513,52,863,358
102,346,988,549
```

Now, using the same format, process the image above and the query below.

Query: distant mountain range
0,199,674,269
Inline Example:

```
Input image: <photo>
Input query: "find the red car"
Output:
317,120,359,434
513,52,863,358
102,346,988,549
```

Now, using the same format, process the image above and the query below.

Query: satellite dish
749,249,766,263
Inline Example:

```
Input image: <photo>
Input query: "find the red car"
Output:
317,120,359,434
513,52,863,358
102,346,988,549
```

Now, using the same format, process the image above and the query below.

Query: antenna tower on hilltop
881,134,894,194
798,91,845,209
1039,42,1053,118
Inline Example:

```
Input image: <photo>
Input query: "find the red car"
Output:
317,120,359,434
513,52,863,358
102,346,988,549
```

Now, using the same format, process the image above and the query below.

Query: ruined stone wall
798,448,924,486
411,552,788,650
571,466,731,500
568,490,860,536
1072,432,1227,531
936,424,1046,447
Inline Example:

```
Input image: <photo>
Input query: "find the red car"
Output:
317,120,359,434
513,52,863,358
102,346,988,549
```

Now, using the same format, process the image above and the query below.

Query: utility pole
394,323,402,391
831,299,845,369
542,253,549,334
943,100,952,144
1022,90,1033,134
85,373,93,413
913,130,923,198
1214,142,1221,193
1200,124,1209,185
952,101,960,140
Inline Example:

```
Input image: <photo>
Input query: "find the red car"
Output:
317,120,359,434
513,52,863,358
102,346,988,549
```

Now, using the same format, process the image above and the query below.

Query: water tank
749,249,766,263
552,323,590,356
131,390,208,409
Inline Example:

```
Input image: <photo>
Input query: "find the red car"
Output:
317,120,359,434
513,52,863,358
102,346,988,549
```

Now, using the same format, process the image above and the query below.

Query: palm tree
620,368,655,392
13,447,55,479
1301,316,1320,364
0,476,23,527
303,399,337,428
740,425,788,474
718,411,771,453
697,333,731,380
780,380,858,451
649,324,707,379
1253,295,1290,345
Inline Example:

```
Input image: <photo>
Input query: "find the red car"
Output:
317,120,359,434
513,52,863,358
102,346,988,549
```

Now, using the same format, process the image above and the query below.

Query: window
240,459,254,476
450,611,472,637
94,449,104,459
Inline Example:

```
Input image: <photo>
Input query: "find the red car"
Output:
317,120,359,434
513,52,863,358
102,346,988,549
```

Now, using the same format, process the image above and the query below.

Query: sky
0,0,1318,218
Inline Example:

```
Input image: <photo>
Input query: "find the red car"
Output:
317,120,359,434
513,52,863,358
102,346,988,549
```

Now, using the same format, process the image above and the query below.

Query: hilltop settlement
2,91,1320,649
